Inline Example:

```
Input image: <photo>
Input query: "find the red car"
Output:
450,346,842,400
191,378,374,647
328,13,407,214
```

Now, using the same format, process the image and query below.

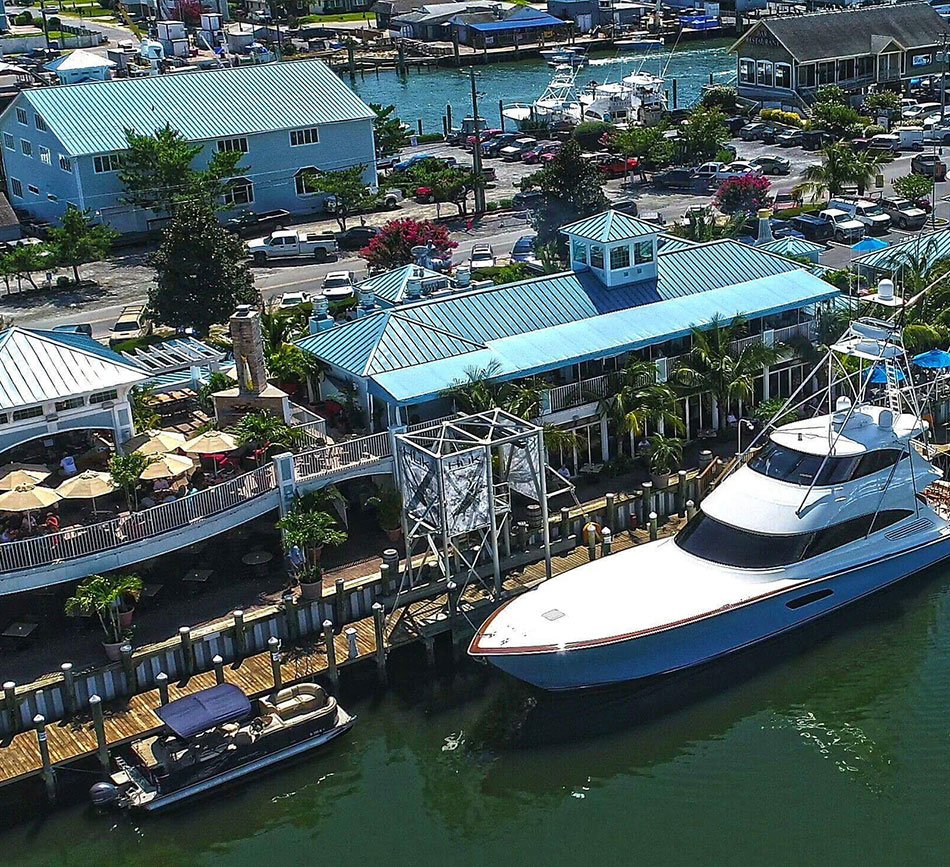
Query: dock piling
179,626,194,678
677,470,689,516
282,591,298,642
268,637,282,691
606,493,616,528
156,672,169,706
372,603,387,683
424,636,436,667
34,715,56,803
89,695,109,773
3,681,17,733
499,99,505,131
232,610,247,659
417,118,423,136
60,664,76,717
323,620,339,687
641,481,654,523
686,499,696,520
649,512,658,541
586,523,597,561
560,506,571,540
345,628,358,660
334,579,346,632
379,562,392,596
602,527,613,556
672,78,678,109
446,581,460,660
120,644,136,696
213,655,225,685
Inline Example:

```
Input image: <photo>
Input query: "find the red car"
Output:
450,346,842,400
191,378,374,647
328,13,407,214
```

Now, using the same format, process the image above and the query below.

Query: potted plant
64,573,143,661
648,435,684,489
277,505,347,600
368,484,403,541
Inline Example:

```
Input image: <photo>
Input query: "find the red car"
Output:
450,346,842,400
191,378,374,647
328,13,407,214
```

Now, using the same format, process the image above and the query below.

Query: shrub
714,174,771,214
815,85,849,106
903,323,946,355
701,85,739,113
893,173,933,201
864,91,901,114
863,123,886,137
572,120,613,151
14,11,34,24
760,108,804,128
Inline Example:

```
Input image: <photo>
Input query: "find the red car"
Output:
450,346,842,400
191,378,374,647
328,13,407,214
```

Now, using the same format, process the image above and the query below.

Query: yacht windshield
747,442,905,486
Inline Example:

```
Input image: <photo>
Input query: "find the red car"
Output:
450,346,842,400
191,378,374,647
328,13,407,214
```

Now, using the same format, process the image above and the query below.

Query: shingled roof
733,2,950,63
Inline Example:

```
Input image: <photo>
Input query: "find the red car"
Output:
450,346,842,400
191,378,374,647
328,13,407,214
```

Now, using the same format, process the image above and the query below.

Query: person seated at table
45,511,60,533
19,514,35,535
1,526,17,543
139,494,157,509
153,478,171,492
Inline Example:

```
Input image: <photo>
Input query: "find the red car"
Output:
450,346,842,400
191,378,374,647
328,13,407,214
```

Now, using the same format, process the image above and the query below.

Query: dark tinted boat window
675,509,913,568
748,442,904,487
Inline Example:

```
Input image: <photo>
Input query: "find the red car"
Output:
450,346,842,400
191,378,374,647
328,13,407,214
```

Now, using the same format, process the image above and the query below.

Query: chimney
356,286,377,317
754,208,773,246
405,268,424,300
229,306,267,396
455,264,471,289
308,296,335,333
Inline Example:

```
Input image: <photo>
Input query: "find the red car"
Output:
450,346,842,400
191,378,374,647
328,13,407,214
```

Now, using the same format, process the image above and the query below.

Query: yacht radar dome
867,278,904,308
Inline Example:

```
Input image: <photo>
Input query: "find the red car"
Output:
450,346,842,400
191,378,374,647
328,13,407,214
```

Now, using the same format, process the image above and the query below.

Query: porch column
600,416,610,462
763,366,771,401
272,452,296,516
711,395,720,432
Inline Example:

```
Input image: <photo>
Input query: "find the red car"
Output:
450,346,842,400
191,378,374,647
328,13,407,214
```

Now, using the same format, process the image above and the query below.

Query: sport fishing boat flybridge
470,283,950,690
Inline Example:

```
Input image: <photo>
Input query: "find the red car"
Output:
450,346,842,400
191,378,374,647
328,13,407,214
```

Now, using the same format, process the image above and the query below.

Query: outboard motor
89,781,119,809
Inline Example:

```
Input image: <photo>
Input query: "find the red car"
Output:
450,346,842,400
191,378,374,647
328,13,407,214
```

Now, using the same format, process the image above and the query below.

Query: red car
464,129,503,149
522,141,560,164
594,154,639,177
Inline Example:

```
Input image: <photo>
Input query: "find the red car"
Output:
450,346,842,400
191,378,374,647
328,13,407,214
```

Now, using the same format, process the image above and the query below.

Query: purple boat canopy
156,684,252,738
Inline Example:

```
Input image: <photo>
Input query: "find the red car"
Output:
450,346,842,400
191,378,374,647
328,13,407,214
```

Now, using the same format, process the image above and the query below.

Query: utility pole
942,32,949,121
470,67,487,214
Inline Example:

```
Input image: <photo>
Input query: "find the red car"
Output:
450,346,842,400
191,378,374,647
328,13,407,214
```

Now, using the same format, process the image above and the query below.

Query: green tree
370,103,406,156
148,199,260,334
119,123,245,214
571,120,613,150
64,573,143,644
700,85,739,113
407,162,478,216
129,385,159,431
277,504,347,580
680,107,730,162
864,91,901,114
671,207,748,242
848,148,891,196
230,409,303,460
109,451,148,511
0,244,49,292
814,85,849,106
46,205,117,284
674,314,780,434
796,142,856,199
810,101,865,139
893,173,934,202
525,139,608,243
600,359,683,446
613,124,675,177
306,165,374,230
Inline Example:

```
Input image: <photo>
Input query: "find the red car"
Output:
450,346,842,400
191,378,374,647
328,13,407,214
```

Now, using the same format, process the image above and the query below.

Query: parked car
801,130,832,151
817,208,866,243
522,141,559,164
593,152,639,177
321,271,356,300
225,209,290,236
510,235,543,271
336,226,380,250
470,243,496,270
109,305,151,346
757,125,781,144
902,101,941,120
715,161,763,182
790,214,836,242
911,152,948,179
653,167,706,192
750,155,792,175
482,133,521,157
852,133,900,153
723,115,747,135
768,218,805,240
739,122,767,141
877,196,928,230
610,197,639,217
499,137,538,161
771,191,800,213
247,230,338,263
693,161,724,182
512,189,544,209
278,291,310,310
393,152,437,172
828,198,891,234
776,129,804,148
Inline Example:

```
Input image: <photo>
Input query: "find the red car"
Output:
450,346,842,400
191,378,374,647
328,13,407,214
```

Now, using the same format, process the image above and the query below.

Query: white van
828,198,891,235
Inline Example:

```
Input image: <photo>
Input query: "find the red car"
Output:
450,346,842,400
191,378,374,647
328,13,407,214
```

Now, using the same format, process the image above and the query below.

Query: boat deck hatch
542,609,566,621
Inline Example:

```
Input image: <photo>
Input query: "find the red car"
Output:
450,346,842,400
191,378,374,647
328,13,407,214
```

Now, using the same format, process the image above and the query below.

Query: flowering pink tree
359,219,457,273
714,174,771,214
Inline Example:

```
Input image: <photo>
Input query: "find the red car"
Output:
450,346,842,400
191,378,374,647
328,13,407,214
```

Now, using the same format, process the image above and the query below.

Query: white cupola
559,209,659,288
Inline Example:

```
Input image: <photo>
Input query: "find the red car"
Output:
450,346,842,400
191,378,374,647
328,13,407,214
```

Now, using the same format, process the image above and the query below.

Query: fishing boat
91,683,354,811
471,289,950,690
503,65,581,126
613,32,665,52
578,71,667,125
541,46,588,68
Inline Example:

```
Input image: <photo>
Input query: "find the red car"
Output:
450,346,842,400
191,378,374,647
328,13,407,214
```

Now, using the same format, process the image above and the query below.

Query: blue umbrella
851,237,889,253
913,348,950,369
865,364,905,384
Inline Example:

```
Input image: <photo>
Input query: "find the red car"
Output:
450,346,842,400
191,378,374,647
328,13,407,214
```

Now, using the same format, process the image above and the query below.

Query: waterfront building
731,3,950,109
0,60,377,233
546,0,647,33
297,209,839,467
389,2,567,45
43,50,116,85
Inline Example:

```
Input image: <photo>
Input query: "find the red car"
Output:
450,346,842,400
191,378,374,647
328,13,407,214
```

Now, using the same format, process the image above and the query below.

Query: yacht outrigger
91,683,354,812
471,285,950,689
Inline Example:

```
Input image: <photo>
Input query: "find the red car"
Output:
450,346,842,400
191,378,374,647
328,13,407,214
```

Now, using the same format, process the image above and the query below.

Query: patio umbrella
56,471,117,514
865,364,905,385
0,484,62,513
126,429,188,456
182,430,239,454
140,453,195,481
0,463,51,490
913,349,950,370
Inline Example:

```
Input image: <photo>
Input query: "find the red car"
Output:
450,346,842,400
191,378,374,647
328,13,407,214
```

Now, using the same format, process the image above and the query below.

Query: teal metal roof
560,210,660,243
757,238,826,260
299,239,839,404
657,234,697,253
359,265,451,307
14,60,374,156
852,228,950,274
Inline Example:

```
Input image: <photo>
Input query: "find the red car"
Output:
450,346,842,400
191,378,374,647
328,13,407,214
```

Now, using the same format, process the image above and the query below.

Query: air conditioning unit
655,357,668,382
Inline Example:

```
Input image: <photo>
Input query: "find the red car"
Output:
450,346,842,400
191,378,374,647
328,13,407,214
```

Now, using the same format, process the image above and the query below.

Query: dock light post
736,418,755,458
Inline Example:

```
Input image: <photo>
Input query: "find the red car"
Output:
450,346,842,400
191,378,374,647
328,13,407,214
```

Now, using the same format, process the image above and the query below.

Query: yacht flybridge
470,300,950,690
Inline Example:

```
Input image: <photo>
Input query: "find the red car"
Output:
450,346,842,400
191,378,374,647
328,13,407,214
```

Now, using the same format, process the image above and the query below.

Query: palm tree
848,148,892,197
65,573,143,644
672,207,748,242
277,504,347,589
795,142,855,200
230,410,303,461
599,359,683,450
674,314,780,434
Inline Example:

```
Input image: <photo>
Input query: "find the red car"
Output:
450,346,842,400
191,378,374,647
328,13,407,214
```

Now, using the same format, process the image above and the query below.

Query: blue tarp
467,14,566,32
157,683,252,738
851,237,889,253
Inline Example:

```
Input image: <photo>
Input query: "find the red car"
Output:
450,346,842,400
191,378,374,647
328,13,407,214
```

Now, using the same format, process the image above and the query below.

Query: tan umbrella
182,430,239,454
0,464,51,490
57,470,118,515
0,484,62,512
126,429,187,456
140,453,195,481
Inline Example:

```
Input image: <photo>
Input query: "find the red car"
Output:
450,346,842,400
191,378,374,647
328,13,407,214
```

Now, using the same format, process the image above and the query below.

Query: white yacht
471,312,950,690
579,71,666,125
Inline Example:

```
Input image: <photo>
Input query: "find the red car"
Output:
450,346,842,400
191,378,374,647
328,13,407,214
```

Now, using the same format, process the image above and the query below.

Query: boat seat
132,736,162,769
272,684,332,722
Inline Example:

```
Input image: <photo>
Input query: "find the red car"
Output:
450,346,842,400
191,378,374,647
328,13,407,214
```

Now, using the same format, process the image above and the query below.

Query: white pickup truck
247,230,338,264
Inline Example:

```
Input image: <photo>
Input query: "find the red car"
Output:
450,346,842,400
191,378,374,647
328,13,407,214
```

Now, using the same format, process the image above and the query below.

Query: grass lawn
299,12,376,23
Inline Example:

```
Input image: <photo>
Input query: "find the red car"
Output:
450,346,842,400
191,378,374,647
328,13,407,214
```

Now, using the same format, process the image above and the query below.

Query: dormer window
635,240,654,264
590,245,605,269
610,245,630,270
572,240,587,264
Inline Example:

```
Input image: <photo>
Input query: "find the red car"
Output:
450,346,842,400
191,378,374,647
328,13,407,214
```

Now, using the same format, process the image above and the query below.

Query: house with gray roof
0,60,376,234
298,210,839,465
730,3,950,108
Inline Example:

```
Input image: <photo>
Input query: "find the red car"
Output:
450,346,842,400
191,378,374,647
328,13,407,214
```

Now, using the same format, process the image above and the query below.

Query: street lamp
736,418,755,457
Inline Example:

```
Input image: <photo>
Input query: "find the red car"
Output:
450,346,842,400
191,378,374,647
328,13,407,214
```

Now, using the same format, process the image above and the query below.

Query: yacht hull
473,536,950,690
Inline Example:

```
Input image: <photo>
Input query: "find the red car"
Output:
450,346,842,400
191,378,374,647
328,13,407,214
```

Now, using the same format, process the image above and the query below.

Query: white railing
543,372,624,415
289,403,328,447
0,465,277,574
730,321,816,354
293,430,393,481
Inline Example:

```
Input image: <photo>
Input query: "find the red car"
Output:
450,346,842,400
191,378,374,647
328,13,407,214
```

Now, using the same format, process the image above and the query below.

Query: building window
15,107,27,125
217,137,248,153
572,240,587,264
609,245,630,270
589,244,605,269
89,389,118,405
10,179,22,198
39,146,51,165
55,396,85,412
93,153,122,173
59,154,72,173
11,406,43,422
857,56,874,78
289,127,320,146
837,58,855,82
20,139,32,157
634,240,654,265
817,61,835,86
221,177,254,207
27,184,39,195
775,63,791,90
2,133,12,151
799,64,816,88
35,114,47,131
756,60,773,87
0,413,7,426
295,168,320,196
738,58,755,85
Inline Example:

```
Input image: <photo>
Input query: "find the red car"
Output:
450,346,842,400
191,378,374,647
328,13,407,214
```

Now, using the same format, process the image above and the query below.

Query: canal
3,560,949,865
343,41,736,133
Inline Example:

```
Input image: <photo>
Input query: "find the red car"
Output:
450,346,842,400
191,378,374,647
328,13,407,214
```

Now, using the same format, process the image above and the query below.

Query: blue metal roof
359,264,450,307
14,60,374,156
656,234,698,253
853,228,950,274
560,210,660,243
300,238,838,405
756,237,826,261
467,13,566,31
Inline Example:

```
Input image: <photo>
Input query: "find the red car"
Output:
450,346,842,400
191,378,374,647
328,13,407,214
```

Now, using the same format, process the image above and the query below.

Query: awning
157,684,252,738
467,14,566,32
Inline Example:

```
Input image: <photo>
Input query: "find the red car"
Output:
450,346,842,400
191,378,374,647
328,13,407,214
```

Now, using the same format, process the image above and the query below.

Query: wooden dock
0,524,668,790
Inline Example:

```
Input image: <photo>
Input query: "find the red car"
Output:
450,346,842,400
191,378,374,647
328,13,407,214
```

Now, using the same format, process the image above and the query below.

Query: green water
344,42,736,132
4,562,950,866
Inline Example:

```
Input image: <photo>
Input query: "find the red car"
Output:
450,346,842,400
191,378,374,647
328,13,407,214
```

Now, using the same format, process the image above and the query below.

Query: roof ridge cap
22,327,147,373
